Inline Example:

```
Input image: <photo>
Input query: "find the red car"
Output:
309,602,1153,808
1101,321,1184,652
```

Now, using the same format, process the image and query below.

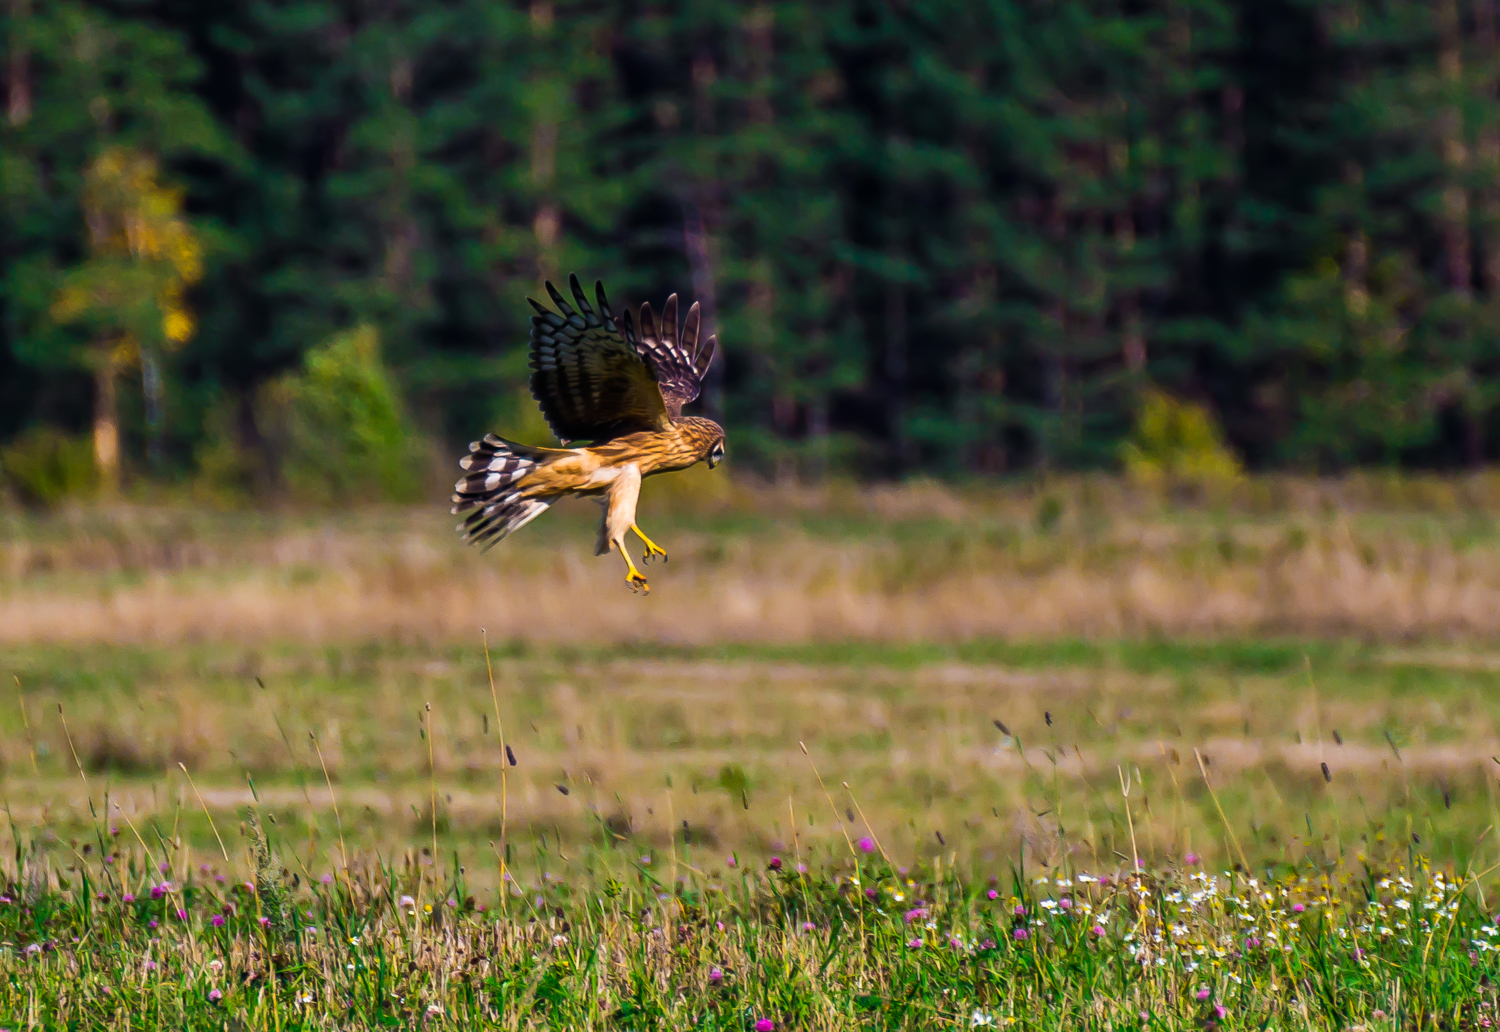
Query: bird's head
681,416,726,470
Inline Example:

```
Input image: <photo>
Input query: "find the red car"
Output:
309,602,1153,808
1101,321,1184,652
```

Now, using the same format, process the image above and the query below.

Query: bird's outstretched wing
628,293,718,421
528,275,671,443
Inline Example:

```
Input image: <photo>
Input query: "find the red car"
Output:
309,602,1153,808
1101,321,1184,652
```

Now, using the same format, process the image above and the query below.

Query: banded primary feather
627,292,718,420
526,277,668,443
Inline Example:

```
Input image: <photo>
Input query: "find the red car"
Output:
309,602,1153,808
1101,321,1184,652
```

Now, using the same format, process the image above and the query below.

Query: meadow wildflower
208,989,222,1003
211,915,226,928
754,1020,774,1032
858,837,875,853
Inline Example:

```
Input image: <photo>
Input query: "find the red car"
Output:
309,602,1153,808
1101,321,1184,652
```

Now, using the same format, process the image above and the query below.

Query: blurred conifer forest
4,0,1500,498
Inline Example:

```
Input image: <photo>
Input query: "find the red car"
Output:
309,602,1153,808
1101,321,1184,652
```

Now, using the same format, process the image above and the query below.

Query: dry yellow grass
5,473,1500,644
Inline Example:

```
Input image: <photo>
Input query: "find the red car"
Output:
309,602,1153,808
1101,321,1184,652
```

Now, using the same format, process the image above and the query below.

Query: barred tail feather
451,433,554,550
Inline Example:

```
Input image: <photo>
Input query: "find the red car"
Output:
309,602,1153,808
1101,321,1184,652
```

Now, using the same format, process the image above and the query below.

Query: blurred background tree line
1,0,1499,504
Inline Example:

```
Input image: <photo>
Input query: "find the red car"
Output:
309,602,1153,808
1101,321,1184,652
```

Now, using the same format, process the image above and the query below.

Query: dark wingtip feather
595,280,613,322
662,294,679,346
545,280,575,316
681,301,701,354
639,301,657,343
696,334,718,377
569,273,594,316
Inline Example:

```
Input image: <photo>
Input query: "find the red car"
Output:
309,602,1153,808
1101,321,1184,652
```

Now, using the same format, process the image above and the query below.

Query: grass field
3,637,1500,879
9,472,1500,644
4,479,1500,1026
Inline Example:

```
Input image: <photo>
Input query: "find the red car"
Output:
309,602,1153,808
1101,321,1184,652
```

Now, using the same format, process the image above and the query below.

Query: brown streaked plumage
450,274,725,594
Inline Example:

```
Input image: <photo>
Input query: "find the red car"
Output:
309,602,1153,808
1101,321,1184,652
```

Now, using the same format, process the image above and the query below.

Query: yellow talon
622,552,650,594
632,524,668,565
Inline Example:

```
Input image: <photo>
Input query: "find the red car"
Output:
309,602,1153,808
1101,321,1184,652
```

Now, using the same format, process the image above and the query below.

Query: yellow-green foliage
51,148,203,357
0,427,97,507
261,326,426,504
1121,389,1241,488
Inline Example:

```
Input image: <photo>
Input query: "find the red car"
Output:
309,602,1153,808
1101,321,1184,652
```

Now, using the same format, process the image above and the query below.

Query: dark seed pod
506,745,517,767
993,719,1010,735
1321,762,1331,783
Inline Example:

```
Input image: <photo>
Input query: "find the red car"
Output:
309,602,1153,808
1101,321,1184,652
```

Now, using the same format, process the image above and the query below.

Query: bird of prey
451,274,724,594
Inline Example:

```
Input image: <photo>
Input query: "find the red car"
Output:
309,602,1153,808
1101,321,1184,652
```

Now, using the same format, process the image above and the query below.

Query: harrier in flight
451,274,723,594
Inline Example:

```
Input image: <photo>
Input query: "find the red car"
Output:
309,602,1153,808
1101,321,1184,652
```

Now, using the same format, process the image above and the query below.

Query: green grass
0,822,1495,1029
4,634,1500,1026
3,636,1499,872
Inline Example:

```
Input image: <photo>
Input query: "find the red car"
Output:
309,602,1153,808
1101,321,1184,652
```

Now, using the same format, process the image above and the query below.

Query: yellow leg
619,548,650,594
632,524,668,564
